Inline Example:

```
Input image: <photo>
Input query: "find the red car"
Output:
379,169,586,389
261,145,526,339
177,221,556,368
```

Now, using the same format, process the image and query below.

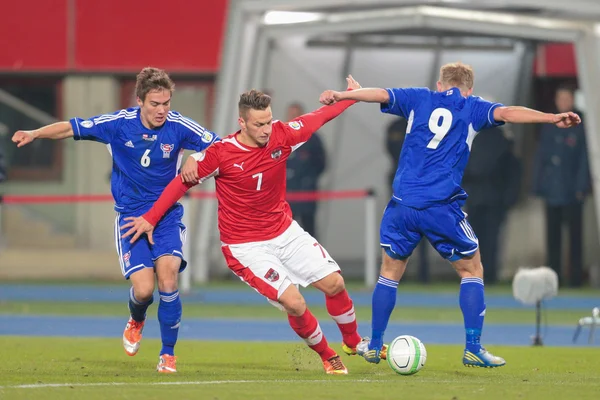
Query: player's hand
11,130,37,148
181,155,200,184
120,216,155,245
346,74,361,90
552,112,581,128
319,90,341,105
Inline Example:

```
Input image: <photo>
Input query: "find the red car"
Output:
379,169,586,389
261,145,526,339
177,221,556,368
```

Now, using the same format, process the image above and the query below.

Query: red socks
326,289,361,348
288,308,336,361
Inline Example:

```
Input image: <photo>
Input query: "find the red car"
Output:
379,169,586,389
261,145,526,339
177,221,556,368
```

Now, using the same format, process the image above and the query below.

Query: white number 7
252,172,263,191
427,108,453,149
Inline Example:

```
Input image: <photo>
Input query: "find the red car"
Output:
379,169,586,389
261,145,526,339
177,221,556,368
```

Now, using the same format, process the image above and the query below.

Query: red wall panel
534,43,578,77
0,0,68,70
74,0,228,73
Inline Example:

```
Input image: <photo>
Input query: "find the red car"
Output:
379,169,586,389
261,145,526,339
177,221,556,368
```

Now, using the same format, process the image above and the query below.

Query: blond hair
135,67,175,101
439,62,474,91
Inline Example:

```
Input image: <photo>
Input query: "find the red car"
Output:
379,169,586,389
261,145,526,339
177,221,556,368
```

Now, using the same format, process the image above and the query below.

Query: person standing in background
462,125,521,284
532,84,590,287
286,103,327,240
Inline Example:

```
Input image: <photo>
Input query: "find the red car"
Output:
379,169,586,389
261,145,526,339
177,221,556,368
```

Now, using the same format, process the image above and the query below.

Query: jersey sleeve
192,142,221,183
70,111,122,144
470,96,505,132
380,87,429,118
281,99,356,147
144,144,221,226
173,113,221,151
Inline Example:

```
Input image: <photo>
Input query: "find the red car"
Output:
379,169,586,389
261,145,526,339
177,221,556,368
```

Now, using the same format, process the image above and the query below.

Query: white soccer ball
387,335,427,375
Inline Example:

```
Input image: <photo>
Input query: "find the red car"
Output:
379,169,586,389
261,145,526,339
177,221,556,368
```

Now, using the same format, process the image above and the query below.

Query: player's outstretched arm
11,121,74,147
493,106,581,128
121,176,195,244
320,78,389,105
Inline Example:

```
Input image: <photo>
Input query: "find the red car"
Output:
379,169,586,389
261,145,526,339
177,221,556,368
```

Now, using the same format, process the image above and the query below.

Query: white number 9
427,108,453,149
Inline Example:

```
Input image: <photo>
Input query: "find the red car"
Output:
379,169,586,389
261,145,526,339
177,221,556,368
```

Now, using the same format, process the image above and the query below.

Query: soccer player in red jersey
121,76,379,375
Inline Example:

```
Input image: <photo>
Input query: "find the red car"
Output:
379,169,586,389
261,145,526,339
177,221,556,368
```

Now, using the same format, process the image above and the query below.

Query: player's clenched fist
180,155,200,184
12,130,36,147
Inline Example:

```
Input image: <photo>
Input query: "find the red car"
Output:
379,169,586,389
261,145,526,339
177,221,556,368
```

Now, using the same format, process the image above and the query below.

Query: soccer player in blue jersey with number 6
320,63,580,368
12,67,219,373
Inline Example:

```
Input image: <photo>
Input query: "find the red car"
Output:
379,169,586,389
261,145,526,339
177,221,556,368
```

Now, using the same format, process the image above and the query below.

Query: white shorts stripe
114,213,125,276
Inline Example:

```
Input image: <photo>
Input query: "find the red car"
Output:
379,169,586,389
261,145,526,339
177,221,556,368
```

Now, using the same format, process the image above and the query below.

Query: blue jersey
70,107,219,214
381,87,504,208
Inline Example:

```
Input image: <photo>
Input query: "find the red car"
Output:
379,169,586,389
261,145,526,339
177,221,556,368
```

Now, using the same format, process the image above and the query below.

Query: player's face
555,89,574,113
137,89,171,129
239,107,273,147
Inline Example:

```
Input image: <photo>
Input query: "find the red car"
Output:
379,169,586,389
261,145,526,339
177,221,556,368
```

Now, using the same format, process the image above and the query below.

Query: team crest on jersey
143,134,157,141
160,143,175,158
80,120,94,128
271,148,282,159
264,268,279,282
122,251,131,268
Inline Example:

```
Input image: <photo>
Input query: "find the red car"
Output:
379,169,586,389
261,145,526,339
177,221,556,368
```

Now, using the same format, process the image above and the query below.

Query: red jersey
144,100,355,244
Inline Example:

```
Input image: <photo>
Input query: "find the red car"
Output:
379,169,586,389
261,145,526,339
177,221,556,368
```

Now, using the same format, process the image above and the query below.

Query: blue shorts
114,204,188,279
380,198,478,261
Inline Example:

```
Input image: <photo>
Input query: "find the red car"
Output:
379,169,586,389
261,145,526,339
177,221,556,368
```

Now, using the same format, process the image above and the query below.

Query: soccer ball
386,335,427,375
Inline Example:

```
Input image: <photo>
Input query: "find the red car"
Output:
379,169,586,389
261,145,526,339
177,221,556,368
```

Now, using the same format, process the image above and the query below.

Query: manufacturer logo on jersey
288,121,302,130
143,134,157,141
125,140,134,148
264,268,279,282
160,143,175,158
122,251,131,268
233,162,244,171
271,148,282,159
201,131,214,143
80,120,94,128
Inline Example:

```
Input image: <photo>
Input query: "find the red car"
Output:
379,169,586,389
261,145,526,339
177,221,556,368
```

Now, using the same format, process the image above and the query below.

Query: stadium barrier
0,189,378,293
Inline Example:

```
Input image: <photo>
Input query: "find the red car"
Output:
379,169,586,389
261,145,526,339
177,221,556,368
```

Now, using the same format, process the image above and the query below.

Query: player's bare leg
155,255,182,373
124,268,155,356
278,284,348,375
311,271,365,358
359,249,408,364
452,250,505,368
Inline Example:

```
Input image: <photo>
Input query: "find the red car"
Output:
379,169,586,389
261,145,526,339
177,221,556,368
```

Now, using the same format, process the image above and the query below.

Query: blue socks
459,277,486,353
158,290,182,356
128,287,153,322
370,275,399,351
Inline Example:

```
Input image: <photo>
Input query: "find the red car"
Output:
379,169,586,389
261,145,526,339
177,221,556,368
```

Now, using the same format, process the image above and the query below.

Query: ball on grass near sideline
387,335,427,375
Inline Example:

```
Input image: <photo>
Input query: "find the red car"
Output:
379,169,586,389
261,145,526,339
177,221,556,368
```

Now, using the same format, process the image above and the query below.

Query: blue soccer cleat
463,347,506,368
355,338,388,364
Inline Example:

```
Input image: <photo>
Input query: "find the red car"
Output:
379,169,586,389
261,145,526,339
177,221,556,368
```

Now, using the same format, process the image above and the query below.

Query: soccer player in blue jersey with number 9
12,67,220,373
320,63,580,368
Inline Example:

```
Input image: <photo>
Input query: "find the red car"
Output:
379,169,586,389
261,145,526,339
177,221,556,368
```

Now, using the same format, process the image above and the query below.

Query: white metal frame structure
188,0,600,287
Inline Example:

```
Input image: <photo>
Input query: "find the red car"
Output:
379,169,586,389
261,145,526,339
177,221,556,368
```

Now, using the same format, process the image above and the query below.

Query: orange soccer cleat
157,354,177,373
123,317,145,356
322,355,348,375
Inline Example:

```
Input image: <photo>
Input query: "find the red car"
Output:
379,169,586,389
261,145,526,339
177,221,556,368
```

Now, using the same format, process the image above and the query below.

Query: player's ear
466,88,474,97
436,81,442,92
238,116,245,129
136,97,144,108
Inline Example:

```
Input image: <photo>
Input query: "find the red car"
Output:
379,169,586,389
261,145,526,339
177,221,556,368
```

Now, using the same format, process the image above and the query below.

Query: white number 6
141,149,151,167
427,108,453,149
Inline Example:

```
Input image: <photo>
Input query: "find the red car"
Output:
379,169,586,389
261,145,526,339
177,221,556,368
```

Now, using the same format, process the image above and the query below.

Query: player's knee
279,292,306,316
132,282,154,303
322,273,345,296
157,275,178,293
